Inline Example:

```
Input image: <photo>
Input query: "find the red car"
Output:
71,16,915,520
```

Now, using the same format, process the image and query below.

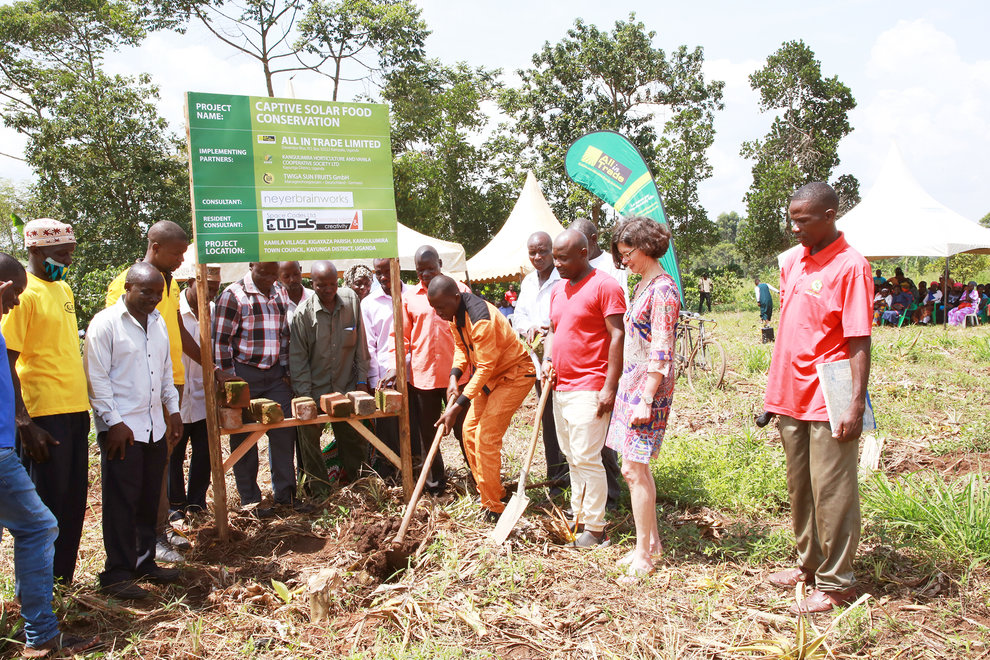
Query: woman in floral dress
605,217,680,579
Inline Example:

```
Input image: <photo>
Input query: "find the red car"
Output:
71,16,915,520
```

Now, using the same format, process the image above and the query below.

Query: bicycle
675,311,727,392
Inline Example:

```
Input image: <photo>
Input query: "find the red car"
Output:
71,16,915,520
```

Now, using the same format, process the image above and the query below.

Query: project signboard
185,92,399,263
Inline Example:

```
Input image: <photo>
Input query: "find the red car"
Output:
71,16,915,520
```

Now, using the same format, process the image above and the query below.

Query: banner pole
184,94,229,541
389,258,414,500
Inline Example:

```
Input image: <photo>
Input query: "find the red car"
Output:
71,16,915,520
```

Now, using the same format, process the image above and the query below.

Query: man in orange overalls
429,275,536,521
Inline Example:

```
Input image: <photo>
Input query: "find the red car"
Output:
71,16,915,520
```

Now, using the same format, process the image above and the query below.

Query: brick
375,388,402,414
348,391,376,416
219,407,244,430
291,397,319,421
249,398,284,424
217,379,250,408
320,393,353,418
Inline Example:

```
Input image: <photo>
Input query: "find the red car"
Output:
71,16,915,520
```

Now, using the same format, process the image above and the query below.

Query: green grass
652,427,788,518
861,471,990,568
969,335,990,362
741,344,771,374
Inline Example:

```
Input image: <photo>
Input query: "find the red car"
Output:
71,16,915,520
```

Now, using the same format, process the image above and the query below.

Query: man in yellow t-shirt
105,220,190,390
2,218,90,585
105,219,190,562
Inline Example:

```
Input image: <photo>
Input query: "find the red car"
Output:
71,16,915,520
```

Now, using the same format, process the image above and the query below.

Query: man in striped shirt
213,262,304,517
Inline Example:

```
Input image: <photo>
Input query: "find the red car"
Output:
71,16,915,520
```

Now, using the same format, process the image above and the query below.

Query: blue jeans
0,448,60,647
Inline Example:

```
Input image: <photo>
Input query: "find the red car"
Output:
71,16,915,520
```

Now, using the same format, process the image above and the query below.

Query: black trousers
408,384,466,489
371,415,400,480
99,433,167,586
229,363,296,505
534,381,569,496
699,291,712,314
167,419,211,512
19,411,90,585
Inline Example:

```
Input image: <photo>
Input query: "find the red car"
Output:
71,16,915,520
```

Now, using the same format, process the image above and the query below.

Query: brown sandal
789,587,857,614
767,567,813,589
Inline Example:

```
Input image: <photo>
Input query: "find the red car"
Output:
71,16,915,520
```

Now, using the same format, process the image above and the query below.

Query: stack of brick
320,393,353,417
291,396,319,420
218,379,251,430
248,398,284,424
347,391,376,416
375,388,402,414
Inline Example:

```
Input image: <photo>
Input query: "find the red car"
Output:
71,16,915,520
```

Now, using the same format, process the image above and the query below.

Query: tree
297,0,428,100
384,60,513,255
716,211,742,243
500,14,723,260
0,178,44,258
738,40,857,261
979,211,990,228
161,0,427,98
0,0,190,271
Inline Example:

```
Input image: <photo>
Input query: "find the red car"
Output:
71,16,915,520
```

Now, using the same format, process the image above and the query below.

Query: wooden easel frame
193,259,413,542
186,102,413,541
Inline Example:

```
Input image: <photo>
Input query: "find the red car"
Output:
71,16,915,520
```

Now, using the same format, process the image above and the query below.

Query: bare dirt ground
1,312,988,658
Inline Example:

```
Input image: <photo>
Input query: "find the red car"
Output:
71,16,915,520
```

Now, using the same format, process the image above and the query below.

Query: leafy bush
70,263,126,330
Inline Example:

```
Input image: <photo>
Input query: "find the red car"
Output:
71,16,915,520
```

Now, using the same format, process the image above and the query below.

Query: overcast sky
1,0,987,220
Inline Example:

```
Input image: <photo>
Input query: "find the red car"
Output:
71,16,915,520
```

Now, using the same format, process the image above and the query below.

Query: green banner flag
185,91,399,263
564,130,683,301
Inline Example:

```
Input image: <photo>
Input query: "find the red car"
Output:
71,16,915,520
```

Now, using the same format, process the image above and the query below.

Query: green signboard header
185,91,399,263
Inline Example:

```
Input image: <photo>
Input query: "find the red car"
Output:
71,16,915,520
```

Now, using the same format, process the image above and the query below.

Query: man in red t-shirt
764,182,873,614
545,230,625,548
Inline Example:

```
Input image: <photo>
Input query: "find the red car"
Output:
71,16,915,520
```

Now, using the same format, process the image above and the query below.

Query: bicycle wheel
688,338,726,391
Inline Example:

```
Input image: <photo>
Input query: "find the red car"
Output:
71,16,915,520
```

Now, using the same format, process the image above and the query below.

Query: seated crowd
871,267,988,327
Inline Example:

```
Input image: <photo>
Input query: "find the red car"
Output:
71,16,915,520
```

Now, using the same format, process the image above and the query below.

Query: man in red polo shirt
764,182,873,614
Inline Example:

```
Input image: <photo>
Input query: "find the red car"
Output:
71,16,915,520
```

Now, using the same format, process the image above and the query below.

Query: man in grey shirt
290,260,371,490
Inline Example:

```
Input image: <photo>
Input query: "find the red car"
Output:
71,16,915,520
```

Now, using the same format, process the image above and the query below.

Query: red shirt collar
802,231,849,267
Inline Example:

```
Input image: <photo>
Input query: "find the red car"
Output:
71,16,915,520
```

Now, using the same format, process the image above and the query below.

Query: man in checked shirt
213,262,309,518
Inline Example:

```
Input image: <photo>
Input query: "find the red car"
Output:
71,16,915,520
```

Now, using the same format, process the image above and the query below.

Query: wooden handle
514,381,551,498
393,425,445,544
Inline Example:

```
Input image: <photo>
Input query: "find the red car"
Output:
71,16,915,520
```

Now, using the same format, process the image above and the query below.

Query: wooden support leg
345,420,401,469
223,430,267,472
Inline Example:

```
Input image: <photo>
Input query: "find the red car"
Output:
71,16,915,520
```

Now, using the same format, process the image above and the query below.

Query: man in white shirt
512,231,568,497
85,263,183,600
567,218,623,511
699,274,714,313
168,267,220,517
363,259,406,478
278,261,314,324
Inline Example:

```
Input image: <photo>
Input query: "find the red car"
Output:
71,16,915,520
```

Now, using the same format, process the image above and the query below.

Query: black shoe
482,509,499,523
139,566,181,584
291,500,315,514
253,506,276,520
100,581,152,600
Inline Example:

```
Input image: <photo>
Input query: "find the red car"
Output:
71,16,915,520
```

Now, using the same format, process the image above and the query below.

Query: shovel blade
490,493,530,544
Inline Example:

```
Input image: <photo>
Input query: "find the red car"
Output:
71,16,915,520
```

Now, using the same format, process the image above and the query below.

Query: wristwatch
640,393,653,405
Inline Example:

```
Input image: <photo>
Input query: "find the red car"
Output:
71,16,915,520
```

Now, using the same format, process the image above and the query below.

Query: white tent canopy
779,144,990,266
175,222,467,282
466,171,566,282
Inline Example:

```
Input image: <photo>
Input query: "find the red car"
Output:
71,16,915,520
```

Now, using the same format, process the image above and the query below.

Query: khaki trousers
778,415,860,591
462,364,535,513
553,390,611,533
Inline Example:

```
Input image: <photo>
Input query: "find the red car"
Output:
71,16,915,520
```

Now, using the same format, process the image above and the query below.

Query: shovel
490,381,552,544
385,424,446,569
